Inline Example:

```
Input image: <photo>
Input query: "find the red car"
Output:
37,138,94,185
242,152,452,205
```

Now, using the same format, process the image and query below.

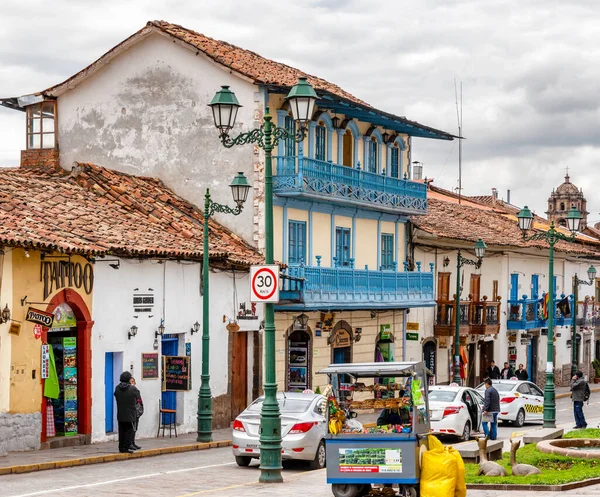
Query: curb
467,475,600,492
556,385,600,399
0,439,232,476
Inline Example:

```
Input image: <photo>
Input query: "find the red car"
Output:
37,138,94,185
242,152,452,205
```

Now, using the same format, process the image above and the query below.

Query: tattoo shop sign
26,307,54,327
41,260,94,300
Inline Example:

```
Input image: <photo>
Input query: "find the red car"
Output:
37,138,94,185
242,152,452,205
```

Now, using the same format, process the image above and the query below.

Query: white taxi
428,385,485,441
475,379,544,427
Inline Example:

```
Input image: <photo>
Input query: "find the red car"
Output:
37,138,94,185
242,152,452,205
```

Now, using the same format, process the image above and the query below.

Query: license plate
246,444,259,449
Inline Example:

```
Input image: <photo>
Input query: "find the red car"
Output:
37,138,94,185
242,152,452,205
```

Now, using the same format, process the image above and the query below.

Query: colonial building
0,21,455,396
410,183,600,388
547,173,589,230
0,163,261,453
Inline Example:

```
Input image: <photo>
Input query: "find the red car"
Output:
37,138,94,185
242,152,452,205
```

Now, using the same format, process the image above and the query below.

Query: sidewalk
0,427,232,476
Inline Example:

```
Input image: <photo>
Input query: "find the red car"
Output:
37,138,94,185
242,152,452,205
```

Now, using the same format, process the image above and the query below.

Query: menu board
142,353,159,379
162,355,191,391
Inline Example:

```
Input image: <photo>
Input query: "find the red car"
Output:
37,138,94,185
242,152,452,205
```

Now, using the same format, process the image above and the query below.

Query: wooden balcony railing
434,296,501,337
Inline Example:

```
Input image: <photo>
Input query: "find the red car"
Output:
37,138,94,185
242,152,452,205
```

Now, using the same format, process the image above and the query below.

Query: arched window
368,137,377,173
315,122,326,161
560,202,565,211
559,218,567,227
390,144,399,178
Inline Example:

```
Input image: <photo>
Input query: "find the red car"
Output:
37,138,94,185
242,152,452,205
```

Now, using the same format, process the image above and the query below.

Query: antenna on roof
454,78,463,204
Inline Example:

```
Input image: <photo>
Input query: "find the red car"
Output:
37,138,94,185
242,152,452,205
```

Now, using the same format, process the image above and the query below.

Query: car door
462,390,479,430
516,383,533,421
470,389,485,430
527,382,544,420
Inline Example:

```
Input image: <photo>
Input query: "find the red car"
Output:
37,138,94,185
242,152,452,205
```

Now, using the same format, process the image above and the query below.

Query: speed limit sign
250,265,280,303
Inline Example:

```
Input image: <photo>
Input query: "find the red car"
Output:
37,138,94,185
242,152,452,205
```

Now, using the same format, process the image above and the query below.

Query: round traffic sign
251,266,277,301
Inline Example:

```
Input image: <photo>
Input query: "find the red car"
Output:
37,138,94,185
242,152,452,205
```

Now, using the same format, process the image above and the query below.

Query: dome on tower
556,174,579,194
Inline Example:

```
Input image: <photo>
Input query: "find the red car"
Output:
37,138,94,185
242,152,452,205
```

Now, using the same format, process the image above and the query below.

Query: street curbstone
12,464,39,474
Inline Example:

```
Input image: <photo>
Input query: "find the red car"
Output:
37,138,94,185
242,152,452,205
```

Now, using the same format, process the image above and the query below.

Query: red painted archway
41,288,94,443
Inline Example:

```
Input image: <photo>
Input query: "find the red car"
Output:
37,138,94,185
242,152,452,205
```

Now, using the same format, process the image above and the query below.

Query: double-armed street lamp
209,77,318,483
571,265,597,376
197,172,251,443
453,239,487,384
516,205,582,428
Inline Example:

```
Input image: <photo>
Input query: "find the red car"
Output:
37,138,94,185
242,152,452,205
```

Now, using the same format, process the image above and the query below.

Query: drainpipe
402,309,408,361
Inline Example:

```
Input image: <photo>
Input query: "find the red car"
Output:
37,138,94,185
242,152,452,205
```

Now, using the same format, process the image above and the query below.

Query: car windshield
429,390,458,402
247,398,313,414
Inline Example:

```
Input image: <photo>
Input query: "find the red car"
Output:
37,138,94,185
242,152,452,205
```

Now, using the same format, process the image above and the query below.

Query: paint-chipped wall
57,32,262,246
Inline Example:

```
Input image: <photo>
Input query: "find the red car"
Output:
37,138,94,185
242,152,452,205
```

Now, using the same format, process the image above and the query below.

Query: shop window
315,124,326,161
284,115,295,156
287,329,311,392
390,146,399,178
27,101,56,149
288,220,306,264
335,227,351,267
368,138,377,173
381,233,394,270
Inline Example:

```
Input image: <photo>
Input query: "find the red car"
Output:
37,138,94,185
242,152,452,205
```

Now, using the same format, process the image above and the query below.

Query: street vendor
377,407,410,426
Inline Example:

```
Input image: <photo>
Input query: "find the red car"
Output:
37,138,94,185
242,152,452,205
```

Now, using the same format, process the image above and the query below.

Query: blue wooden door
104,352,114,433
162,335,179,416
510,274,519,301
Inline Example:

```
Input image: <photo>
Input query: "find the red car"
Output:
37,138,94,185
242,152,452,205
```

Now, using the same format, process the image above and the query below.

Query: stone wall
0,412,41,455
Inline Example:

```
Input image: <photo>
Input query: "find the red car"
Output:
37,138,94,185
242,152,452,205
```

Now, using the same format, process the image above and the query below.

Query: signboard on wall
380,324,391,340
332,328,351,348
406,332,419,341
26,307,54,327
41,344,50,379
406,322,419,331
141,353,159,379
162,356,191,391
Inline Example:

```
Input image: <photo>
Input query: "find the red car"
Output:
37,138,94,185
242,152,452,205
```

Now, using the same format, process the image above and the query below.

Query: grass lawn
465,429,600,485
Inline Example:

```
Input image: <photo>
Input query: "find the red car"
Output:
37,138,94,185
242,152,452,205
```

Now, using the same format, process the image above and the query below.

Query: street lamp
196,171,251,444
571,265,596,376
516,205,582,428
209,77,317,483
453,239,486,384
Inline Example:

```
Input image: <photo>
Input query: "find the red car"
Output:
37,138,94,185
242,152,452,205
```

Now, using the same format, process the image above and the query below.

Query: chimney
491,188,498,205
507,189,511,204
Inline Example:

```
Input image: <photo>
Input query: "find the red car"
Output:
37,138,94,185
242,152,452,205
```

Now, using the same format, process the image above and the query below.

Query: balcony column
336,129,345,165
276,110,288,157
308,122,317,158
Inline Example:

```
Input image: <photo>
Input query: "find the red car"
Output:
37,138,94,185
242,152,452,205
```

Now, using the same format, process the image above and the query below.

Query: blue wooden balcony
507,294,574,330
277,261,435,310
273,156,427,215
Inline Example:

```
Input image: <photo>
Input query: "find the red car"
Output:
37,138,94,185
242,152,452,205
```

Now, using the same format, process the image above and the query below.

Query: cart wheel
331,483,363,497
400,485,419,497
359,484,372,496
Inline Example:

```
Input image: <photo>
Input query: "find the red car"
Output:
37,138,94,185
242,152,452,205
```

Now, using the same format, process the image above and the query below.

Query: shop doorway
479,341,494,381
41,289,93,445
231,331,248,418
286,327,311,392
467,344,477,387
528,336,538,384
331,321,353,400
104,352,123,433
161,334,179,415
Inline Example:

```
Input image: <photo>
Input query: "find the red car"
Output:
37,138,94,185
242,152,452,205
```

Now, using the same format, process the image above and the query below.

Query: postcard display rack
48,337,78,436
317,361,430,497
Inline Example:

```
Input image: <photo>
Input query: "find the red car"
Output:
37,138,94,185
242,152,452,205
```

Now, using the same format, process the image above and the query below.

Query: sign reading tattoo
26,307,54,327
41,261,94,300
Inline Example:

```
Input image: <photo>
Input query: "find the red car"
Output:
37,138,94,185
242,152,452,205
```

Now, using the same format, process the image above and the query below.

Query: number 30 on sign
250,265,280,303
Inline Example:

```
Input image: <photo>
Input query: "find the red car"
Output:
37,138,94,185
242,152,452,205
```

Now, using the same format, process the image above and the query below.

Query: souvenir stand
317,361,431,497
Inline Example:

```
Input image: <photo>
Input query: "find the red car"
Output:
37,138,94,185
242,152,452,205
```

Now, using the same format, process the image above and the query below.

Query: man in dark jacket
486,361,501,380
570,371,588,429
515,364,529,381
482,378,500,440
500,362,515,379
114,371,140,453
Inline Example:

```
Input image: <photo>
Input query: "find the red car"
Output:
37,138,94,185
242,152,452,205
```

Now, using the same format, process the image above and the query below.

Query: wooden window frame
26,101,57,150
288,220,307,265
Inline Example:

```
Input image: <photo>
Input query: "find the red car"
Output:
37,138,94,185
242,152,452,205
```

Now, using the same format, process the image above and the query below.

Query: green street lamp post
453,239,487,384
516,205,582,428
197,172,251,443
209,77,317,483
571,265,596,376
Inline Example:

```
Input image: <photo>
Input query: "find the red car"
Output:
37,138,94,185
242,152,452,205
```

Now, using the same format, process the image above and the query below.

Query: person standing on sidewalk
114,371,139,454
500,362,515,379
515,364,529,381
486,361,501,380
570,370,588,429
482,378,500,440
130,377,144,450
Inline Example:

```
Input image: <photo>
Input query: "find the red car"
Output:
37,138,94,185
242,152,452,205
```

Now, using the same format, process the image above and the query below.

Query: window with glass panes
284,116,295,156
27,101,56,149
381,233,394,269
390,146,399,178
315,125,326,161
288,221,306,264
368,139,377,173
335,227,351,266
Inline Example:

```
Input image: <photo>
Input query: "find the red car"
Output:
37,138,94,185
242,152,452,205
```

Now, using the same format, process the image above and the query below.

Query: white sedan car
475,380,544,427
232,392,327,469
428,385,484,441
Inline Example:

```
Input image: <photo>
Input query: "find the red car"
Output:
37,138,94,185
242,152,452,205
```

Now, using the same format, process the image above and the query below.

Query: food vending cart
317,361,431,497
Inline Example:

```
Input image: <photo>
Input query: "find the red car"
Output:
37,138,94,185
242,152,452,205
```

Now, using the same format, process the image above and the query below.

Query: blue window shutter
288,221,306,264
381,234,394,269
510,274,519,301
284,116,295,156
335,227,351,266
315,125,326,161
531,275,539,299
390,147,399,178
368,140,377,173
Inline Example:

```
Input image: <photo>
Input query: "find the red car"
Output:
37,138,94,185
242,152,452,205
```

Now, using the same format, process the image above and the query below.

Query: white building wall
56,32,262,246
91,258,260,442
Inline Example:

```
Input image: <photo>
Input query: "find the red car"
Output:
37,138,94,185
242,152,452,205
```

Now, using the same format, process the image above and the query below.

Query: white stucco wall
91,258,260,442
56,31,262,246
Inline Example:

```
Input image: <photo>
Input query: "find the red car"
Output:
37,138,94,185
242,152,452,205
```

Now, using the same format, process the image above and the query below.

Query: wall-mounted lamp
153,337,159,350
443,256,450,267
295,313,309,329
191,321,200,335
94,258,121,270
370,310,377,319
155,319,165,339
331,115,340,129
353,328,362,343
0,304,11,324
24,250,30,258
128,325,138,340
382,132,390,143
327,333,335,346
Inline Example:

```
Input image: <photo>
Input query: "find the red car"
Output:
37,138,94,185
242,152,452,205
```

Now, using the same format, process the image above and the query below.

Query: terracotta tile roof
0,163,262,266
412,197,600,256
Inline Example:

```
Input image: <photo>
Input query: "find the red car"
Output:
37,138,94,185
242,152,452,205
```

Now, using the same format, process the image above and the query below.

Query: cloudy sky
1,0,598,224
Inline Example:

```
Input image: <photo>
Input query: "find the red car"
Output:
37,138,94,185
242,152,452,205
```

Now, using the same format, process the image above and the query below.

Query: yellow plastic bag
420,435,457,497
447,446,466,497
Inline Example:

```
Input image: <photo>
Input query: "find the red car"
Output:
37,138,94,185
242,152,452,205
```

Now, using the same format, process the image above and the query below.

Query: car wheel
513,409,525,427
309,440,326,470
332,484,363,497
235,456,252,467
460,421,471,442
